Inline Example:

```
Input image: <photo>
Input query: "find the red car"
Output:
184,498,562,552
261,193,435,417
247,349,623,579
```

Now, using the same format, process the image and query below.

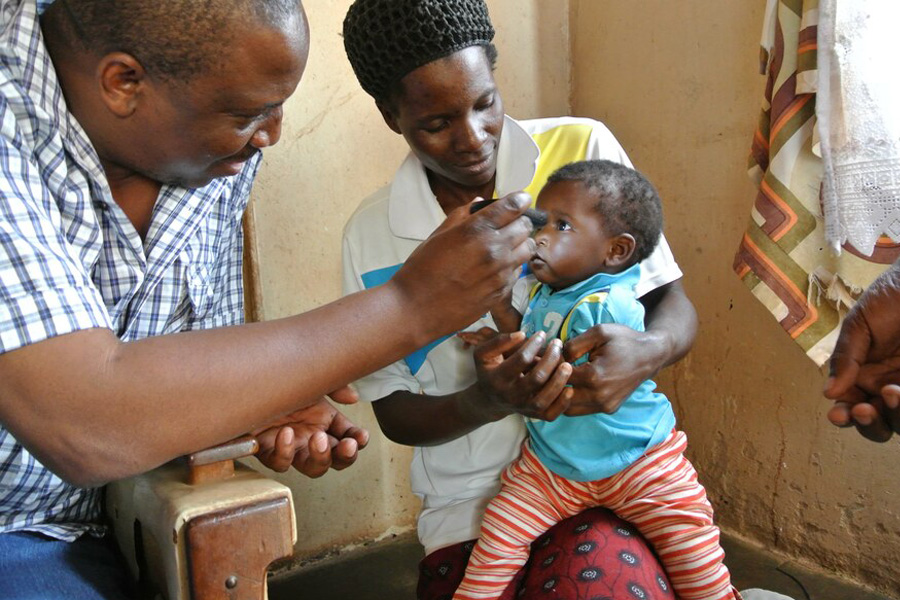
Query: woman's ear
605,233,636,269
97,52,146,118
376,101,402,135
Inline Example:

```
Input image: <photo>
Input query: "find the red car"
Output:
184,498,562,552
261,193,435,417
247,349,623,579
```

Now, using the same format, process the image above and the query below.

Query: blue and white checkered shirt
0,0,257,540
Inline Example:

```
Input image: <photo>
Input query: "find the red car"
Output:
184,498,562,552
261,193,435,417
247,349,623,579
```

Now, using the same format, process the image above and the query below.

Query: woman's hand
559,280,696,417
473,331,573,421
562,324,662,416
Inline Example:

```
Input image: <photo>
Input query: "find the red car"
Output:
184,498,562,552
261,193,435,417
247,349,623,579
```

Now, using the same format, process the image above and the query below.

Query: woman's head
343,0,504,193
343,0,496,105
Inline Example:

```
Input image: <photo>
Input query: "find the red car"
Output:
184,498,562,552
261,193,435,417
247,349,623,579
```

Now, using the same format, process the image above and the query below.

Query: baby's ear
605,233,636,268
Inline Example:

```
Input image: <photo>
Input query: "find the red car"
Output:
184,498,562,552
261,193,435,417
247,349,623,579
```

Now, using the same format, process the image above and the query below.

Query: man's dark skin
0,2,538,487
825,258,900,442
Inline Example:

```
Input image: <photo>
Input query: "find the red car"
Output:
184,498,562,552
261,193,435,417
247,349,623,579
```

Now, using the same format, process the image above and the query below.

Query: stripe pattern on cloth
733,0,900,366
453,432,738,600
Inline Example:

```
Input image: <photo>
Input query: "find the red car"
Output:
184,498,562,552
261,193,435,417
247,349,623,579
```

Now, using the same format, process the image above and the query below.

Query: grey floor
268,531,897,600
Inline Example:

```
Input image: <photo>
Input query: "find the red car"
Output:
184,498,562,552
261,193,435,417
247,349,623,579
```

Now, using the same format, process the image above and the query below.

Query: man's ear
97,52,146,118
605,233,636,269
376,101,402,135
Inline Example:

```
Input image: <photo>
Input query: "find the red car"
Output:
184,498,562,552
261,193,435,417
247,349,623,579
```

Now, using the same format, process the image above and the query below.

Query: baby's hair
546,159,663,264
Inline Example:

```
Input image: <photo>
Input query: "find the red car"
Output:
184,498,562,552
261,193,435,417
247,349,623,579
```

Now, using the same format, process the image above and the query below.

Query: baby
454,160,739,600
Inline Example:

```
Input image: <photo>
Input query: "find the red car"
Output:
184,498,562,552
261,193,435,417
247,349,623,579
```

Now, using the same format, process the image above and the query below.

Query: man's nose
250,107,284,149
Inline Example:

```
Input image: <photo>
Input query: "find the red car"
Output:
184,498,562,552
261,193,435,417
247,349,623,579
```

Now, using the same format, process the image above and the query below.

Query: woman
340,1,698,598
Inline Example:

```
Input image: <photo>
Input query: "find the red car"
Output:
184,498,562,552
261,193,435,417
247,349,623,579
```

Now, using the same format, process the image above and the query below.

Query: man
0,0,536,597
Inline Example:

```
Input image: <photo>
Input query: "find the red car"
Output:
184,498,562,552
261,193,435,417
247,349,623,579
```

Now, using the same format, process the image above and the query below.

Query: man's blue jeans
0,531,133,600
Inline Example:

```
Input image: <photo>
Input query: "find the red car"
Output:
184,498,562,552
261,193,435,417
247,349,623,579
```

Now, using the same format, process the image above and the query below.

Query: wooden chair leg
186,496,294,600
107,436,296,600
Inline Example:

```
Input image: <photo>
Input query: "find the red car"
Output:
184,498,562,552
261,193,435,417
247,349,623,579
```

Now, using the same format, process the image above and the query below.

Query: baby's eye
556,220,572,231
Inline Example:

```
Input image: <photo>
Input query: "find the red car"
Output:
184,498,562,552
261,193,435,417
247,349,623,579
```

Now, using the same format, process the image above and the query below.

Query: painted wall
569,1,900,594
247,0,571,556
248,1,899,593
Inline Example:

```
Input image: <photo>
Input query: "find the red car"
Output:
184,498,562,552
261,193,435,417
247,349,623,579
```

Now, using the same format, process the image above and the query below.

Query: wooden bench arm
185,435,260,485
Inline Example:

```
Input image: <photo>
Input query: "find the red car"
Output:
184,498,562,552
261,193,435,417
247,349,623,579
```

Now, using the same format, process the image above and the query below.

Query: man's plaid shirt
0,0,257,540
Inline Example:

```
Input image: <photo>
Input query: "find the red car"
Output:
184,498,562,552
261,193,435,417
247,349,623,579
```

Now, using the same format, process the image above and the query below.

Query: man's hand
253,386,369,477
473,330,573,421
825,260,900,442
827,384,900,442
394,192,537,342
562,324,661,416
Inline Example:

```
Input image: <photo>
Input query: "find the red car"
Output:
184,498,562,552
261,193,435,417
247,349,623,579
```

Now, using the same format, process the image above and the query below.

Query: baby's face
529,180,614,290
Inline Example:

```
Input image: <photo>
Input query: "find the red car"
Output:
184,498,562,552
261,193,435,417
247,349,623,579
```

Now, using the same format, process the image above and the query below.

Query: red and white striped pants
453,430,738,600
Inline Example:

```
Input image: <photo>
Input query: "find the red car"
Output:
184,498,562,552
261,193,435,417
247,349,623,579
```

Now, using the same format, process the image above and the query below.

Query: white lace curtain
818,0,900,256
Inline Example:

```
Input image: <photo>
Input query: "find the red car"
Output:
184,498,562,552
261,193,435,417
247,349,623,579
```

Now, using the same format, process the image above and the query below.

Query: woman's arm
372,331,574,446
562,279,697,416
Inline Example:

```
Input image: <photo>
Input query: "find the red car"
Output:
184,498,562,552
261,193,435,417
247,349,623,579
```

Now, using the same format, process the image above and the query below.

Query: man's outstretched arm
0,194,537,486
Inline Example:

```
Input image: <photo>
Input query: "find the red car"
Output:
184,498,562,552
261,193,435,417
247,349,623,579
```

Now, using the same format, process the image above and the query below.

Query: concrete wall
569,1,900,594
247,0,571,556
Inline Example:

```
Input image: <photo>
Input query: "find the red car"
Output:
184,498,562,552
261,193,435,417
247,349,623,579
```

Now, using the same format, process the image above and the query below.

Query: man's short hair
343,0,496,103
546,160,664,264
55,0,302,82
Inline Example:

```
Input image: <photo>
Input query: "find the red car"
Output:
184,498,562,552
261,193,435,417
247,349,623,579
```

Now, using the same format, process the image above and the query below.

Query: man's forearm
0,282,456,487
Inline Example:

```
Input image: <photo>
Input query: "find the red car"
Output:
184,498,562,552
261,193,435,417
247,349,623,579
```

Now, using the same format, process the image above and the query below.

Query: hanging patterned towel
818,0,900,256
733,0,900,366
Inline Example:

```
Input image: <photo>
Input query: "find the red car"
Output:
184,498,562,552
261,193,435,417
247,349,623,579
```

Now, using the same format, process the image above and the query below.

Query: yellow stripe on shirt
523,124,595,204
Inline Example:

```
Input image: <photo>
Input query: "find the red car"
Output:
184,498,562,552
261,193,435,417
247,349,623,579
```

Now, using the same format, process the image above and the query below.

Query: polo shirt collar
388,115,540,241
538,263,642,300
495,115,541,197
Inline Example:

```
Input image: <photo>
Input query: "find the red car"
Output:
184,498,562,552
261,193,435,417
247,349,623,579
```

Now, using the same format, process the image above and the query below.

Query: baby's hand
458,327,500,349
